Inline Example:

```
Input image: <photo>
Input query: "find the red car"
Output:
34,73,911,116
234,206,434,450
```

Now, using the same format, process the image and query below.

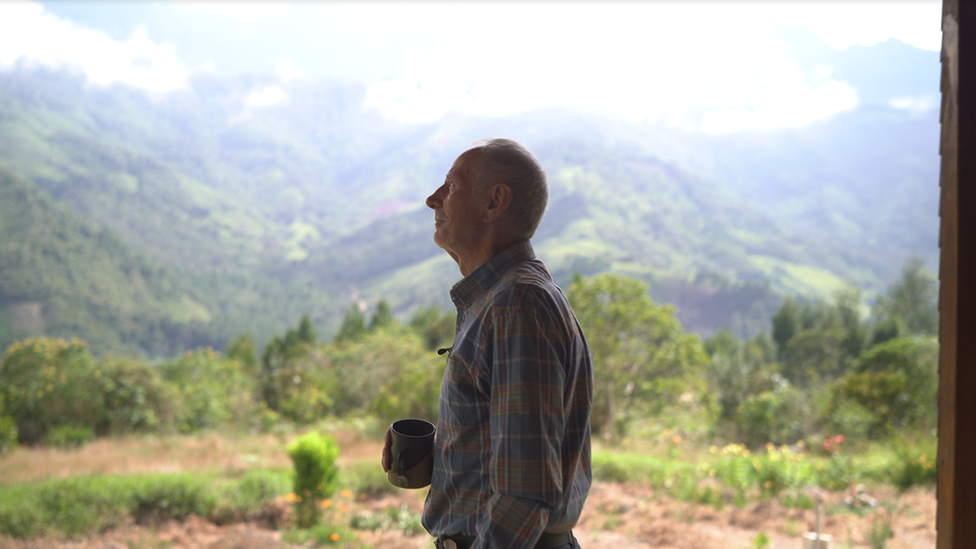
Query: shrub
327,329,439,422
160,348,256,433
0,396,17,454
0,414,16,454
97,356,180,436
43,425,93,449
339,461,398,496
733,384,808,448
287,431,339,527
0,338,103,444
891,437,938,491
34,476,132,536
127,474,217,524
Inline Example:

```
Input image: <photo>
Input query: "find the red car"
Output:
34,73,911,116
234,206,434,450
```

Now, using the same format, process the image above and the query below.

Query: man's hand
381,426,393,472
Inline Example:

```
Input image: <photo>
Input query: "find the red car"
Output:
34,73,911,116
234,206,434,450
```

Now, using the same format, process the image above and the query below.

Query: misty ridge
0,33,939,358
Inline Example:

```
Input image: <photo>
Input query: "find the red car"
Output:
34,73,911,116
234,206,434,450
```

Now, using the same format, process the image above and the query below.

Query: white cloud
0,0,941,131
759,0,942,51
357,3,871,130
889,93,939,114
276,59,304,83
0,1,189,93
245,85,287,108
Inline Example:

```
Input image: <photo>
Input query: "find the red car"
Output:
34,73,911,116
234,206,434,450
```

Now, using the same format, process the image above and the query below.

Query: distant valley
0,37,941,356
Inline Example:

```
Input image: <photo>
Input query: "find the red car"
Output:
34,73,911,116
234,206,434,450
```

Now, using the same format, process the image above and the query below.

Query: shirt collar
450,240,536,307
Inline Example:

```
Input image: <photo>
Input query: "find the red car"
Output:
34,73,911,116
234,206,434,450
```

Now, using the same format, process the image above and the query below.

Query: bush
0,471,276,539
0,414,16,454
339,461,398,496
43,425,93,449
0,338,103,445
733,384,808,448
97,356,180,436
0,396,17,454
127,474,217,524
891,437,938,491
287,431,340,527
160,348,257,433
326,329,440,422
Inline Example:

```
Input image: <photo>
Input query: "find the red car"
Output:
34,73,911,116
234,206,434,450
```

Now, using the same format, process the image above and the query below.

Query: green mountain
0,58,940,352
0,166,342,356
0,166,204,355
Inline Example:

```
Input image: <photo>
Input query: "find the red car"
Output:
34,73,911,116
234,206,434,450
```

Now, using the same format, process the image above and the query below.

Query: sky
0,0,944,133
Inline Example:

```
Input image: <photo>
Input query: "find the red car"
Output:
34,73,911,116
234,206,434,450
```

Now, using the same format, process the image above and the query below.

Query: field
0,426,936,549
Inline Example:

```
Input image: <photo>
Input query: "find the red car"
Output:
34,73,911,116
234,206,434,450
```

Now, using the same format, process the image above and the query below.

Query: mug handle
396,449,413,485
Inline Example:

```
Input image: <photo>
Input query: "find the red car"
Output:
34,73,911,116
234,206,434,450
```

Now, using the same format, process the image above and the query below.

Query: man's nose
426,187,444,209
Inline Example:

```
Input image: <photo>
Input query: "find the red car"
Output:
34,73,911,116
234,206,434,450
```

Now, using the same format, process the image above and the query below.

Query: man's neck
456,235,524,277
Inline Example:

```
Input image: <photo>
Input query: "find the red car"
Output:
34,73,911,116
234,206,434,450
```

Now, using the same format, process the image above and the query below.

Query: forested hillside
0,39,940,354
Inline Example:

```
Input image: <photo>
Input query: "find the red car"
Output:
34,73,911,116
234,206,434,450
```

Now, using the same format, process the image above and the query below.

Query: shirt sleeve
474,305,569,549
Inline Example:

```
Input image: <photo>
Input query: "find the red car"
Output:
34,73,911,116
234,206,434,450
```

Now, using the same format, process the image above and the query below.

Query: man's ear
483,183,512,223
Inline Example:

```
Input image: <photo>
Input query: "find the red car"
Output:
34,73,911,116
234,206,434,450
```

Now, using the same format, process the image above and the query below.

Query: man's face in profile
426,148,485,258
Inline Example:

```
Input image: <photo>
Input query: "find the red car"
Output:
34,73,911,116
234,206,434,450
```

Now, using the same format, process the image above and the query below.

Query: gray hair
469,138,548,240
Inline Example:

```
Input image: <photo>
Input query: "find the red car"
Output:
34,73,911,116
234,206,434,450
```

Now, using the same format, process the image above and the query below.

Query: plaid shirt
422,241,593,549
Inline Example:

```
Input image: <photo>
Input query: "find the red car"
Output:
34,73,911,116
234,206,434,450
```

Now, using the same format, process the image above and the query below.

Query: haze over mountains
0,26,940,357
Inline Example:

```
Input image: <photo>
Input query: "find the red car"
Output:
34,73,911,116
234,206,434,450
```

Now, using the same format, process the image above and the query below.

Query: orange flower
321,499,332,509
340,489,353,499
330,533,341,541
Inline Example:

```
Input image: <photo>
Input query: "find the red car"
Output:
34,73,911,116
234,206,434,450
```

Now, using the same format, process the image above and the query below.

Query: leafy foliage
568,273,710,441
287,431,340,528
159,348,256,433
0,337,103,444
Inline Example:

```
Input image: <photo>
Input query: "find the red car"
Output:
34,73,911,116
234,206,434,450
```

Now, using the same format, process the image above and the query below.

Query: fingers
381,427,392,472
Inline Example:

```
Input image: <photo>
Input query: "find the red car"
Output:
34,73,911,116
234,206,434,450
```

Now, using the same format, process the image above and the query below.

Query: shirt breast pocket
442,354,486,430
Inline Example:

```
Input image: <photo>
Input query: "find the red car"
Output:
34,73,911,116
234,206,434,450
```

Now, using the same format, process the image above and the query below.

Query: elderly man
384,138,593,549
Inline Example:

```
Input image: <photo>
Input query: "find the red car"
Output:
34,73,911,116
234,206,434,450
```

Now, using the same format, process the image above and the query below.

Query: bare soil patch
0,481,935,549
0,434,935,548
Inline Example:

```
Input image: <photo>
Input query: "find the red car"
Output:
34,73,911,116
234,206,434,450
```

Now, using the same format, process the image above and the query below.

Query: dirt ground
0,481,935,549
0,433,936,549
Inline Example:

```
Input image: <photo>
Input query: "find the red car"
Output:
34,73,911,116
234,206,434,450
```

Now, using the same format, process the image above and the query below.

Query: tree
297,315,317,344
874,257,938,336
771,297,801,359
779,328,848,387
834,285,868,360
825,336,938,439
226,333,258,375
568,273,708,442
704,330,779,422
334,304,366,343
408,305,456,351
369,299,396,331
0,337,103,444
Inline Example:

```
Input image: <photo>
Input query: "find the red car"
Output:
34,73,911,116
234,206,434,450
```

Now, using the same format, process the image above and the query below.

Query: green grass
0,469,291,539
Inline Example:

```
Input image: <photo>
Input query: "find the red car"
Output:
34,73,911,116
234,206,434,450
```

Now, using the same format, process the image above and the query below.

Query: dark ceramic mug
387,418,435,489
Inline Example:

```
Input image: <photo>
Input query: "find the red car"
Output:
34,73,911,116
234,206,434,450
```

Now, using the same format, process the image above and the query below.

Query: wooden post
937,1,976,547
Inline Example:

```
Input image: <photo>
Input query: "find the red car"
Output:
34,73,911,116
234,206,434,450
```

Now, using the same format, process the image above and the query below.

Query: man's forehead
447,147,482,178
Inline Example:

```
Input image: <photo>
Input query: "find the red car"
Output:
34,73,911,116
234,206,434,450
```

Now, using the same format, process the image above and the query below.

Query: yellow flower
340,489,353,499
663,428,672,436
284,493,300,503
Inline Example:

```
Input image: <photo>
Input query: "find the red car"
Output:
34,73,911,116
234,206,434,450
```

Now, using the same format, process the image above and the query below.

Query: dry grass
0,431,936,549
0,429,382,484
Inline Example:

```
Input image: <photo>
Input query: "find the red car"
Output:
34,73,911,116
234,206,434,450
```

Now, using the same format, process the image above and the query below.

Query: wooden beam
938,0,976,547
